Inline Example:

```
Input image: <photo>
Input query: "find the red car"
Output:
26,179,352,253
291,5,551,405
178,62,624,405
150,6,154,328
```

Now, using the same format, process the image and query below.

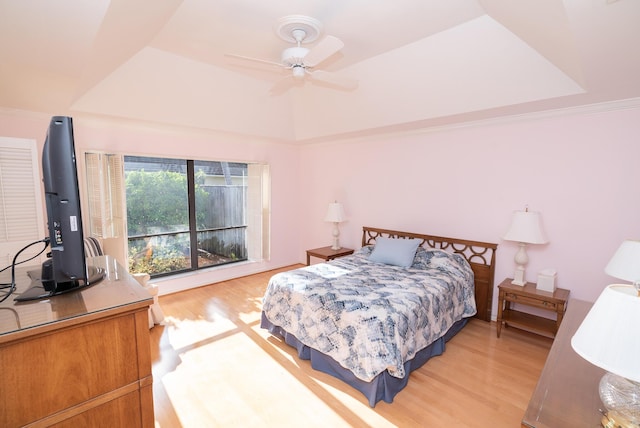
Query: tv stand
15,265,105,302
0,256,154,427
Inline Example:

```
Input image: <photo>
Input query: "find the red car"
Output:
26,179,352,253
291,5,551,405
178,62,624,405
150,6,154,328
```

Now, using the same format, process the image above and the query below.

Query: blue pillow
368,237,422,267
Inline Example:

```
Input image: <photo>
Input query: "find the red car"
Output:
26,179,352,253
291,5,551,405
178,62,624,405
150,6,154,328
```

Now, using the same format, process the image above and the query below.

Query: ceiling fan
226,15,358,95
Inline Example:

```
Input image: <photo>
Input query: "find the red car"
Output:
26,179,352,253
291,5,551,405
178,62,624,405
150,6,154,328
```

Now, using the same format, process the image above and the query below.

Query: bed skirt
260,312,468,407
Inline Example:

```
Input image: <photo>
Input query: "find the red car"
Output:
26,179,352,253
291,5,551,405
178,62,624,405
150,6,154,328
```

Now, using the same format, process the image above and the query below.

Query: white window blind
84,152,126,238
0,137,45,266
247,163,270,261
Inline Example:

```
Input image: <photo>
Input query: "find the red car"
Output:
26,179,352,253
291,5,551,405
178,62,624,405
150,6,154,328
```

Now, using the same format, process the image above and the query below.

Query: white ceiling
1,0,639,143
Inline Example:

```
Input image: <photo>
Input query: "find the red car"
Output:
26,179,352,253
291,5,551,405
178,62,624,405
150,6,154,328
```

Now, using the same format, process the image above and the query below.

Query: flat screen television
15,116,104,302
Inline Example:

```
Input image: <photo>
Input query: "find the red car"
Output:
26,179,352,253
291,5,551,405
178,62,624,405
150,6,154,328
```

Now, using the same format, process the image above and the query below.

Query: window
85,152,270,278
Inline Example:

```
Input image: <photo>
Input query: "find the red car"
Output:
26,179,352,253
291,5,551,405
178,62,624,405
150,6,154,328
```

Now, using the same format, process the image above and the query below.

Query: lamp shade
324,202,346,223
502,210,547,244
605,240,640,283
571,284,640,383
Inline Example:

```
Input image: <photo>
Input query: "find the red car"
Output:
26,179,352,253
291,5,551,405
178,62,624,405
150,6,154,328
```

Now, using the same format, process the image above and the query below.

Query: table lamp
324,202,346,250
571,239,640,427
502,208,548,285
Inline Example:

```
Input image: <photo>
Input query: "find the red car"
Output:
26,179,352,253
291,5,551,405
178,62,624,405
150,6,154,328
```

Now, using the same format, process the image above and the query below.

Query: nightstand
306,246,354,265
496,278,570,339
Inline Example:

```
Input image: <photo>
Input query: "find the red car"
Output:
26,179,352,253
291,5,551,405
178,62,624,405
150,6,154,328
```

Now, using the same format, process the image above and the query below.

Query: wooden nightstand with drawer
496,278,570,339
306,246,354,265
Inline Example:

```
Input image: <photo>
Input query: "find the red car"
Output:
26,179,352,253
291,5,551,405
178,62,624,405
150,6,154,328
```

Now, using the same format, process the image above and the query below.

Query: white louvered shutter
0,138,45,267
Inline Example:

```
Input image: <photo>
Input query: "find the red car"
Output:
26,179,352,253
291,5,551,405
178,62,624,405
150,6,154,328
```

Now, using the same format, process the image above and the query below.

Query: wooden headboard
361,226,498,322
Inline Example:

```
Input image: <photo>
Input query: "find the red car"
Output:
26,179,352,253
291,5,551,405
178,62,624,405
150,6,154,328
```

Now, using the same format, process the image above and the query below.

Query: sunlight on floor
165,316,237,350
162,333,333,426
160,326,396,427
236,296,263,324
309,378,398,428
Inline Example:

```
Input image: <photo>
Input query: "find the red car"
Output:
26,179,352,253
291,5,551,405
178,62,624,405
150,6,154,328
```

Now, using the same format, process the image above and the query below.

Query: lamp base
601,411,636,428
511,267,526,286
510,243,529,286
599,372,640,427
330,222,341,250
331,236,341,250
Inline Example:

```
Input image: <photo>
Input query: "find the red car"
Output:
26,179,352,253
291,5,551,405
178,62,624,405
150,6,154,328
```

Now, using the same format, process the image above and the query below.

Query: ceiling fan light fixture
281,46,309,66
228,14,356,94
292,65,305,79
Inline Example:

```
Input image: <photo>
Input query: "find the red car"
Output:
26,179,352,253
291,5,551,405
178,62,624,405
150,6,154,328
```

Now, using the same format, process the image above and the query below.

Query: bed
261,226,497,406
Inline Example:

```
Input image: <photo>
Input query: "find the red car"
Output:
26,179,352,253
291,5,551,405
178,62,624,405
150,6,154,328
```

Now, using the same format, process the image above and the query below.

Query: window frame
85,151,270,278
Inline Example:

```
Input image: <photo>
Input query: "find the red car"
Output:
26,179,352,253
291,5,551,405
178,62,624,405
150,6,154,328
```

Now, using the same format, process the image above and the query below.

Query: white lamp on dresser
571,239,640,427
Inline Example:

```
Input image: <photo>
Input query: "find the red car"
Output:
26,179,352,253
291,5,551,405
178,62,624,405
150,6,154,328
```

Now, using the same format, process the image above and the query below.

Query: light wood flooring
149,265,552,428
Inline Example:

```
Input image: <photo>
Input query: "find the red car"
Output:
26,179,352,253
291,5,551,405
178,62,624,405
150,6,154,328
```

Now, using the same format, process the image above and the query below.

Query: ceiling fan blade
303,35,344,67
225,53,284,70
308,70,358,91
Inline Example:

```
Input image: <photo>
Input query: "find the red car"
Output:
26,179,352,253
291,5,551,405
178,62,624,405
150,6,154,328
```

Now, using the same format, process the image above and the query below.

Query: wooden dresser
522,299,604,427
0,256,154,427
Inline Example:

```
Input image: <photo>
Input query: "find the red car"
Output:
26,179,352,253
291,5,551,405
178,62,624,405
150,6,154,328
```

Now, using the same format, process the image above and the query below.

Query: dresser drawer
504,292,558,310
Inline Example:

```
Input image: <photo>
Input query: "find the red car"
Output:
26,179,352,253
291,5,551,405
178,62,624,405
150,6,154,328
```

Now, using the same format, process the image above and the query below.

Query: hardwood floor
149,265,552,428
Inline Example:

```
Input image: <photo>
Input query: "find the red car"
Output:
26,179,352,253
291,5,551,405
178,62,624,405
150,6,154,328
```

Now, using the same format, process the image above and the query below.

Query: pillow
368,237,422,267
354,245,373,256
411,247,451,269
411,246,433,269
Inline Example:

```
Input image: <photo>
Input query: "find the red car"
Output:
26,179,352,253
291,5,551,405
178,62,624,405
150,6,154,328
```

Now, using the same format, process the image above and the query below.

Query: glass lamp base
599,372,640,427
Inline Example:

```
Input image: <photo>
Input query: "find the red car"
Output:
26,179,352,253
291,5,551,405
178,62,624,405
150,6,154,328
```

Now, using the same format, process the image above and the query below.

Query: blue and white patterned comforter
262,247,476,382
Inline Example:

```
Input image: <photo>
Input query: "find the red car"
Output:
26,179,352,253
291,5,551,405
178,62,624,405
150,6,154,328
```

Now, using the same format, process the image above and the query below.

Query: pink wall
300,106,640,316
2,105,639,313
0,110,302,294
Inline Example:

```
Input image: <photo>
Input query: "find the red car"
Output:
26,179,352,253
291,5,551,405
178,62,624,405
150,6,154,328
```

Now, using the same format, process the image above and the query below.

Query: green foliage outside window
128,239,189,274
125,166,245,276
126,170,209,236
